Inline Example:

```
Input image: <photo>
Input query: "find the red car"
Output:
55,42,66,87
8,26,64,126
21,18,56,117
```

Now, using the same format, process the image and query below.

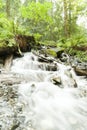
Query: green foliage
0,41,7,48
0,39,16,49
21,2,52,24
0,17,14,40
0,0,87,62
40,40,57,47
56,28,87,61
57,29,87,48
68,49,87,62
7,39,16,47
76,51,87,62
34,33,42,42
15,24,27,35
0,0,3,9
20,1,53,41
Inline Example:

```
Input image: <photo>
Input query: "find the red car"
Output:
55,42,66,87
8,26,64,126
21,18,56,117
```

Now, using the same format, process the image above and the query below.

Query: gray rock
51,76,61,85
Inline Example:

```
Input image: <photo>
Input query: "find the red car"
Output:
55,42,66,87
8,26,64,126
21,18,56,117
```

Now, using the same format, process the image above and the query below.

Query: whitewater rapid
10,52,87,130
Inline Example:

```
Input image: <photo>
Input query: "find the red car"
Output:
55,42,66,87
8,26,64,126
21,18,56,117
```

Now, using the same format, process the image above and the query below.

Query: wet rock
73,66,87,76
65,56,87,76
0,73,22,85
0,57,4,69
64,70,77,88
0,58,4,69
37,55,53,63
32,62,58,71
45,63,57,71
4,54,13,71
79,89,87,97
73,80,77,88
69,78,77,88
61,73,78,88
0,125,2,129
56,49,64,58
0,87,4,97
0,85,18,104
0,86,19,130
71,58,87,68
51,76,61,85
30,84,36,93
0,69,2,73
11,121,20,130
60,53,69,62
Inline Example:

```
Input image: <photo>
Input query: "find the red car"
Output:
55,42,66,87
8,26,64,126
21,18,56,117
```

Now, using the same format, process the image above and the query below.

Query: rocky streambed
0,51,87,130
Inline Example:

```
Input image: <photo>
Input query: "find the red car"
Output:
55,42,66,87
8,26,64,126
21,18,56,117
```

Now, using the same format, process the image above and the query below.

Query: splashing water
11,52,87,130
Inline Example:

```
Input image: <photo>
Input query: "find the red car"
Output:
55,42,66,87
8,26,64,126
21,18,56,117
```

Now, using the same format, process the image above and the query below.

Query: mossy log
15,34,36,52
0,35,36,57
0,46,18,56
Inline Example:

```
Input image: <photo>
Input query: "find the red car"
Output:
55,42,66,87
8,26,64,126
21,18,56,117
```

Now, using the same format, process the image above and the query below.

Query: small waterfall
1,52,87,130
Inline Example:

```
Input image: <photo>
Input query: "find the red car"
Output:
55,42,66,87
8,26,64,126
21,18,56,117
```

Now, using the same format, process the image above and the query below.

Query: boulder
74,67,87,76
45,63,58,71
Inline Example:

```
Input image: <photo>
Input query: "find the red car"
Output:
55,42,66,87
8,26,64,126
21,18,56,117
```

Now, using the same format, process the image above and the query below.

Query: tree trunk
68,0,71,37
6,0,10,18
63,0,69,38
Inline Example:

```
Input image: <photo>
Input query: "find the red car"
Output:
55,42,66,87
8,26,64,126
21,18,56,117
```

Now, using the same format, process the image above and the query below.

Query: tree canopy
0,0,87,61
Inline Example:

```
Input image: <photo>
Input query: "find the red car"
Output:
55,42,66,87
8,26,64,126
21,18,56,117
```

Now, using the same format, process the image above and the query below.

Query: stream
0,52,87,130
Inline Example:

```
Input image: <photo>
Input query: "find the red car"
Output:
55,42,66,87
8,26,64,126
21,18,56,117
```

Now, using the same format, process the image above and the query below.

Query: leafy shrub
0,18,14,40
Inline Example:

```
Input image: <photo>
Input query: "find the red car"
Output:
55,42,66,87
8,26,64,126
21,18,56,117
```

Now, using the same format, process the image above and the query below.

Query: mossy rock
46,49,57,57
45,47,64,58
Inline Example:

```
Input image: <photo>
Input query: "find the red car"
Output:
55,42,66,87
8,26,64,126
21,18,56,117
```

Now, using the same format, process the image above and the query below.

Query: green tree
63,0,69,38
21,1,53,40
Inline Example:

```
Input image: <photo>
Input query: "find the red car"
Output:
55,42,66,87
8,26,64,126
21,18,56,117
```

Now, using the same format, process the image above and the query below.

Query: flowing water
0,52,87,130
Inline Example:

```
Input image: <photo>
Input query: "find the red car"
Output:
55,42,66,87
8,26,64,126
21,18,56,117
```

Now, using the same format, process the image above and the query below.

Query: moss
7,39,16,47
46,49,57,57
0,41,7,48
0,39,16,48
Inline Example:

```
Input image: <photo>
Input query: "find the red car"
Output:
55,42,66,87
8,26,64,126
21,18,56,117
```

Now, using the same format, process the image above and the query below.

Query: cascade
0,52,87,130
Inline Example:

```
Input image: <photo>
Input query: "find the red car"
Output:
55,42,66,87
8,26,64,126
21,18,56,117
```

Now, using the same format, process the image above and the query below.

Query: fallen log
0,46,18,56
15,34,36,52
32,50,54,63
32,50,62,64
0,34,36,57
